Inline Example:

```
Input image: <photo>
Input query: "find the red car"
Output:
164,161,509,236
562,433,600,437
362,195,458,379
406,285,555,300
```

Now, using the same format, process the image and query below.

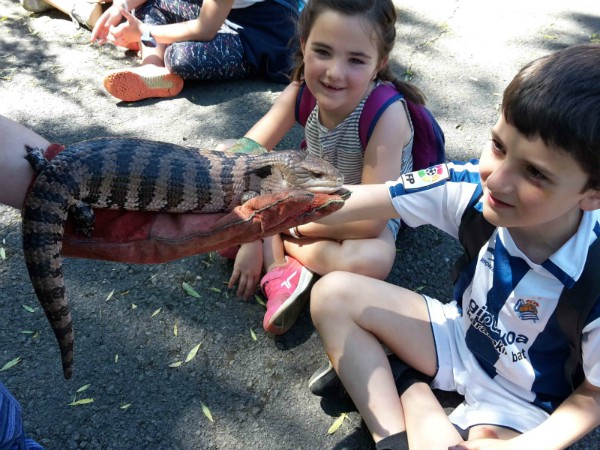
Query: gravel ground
0,0,599,448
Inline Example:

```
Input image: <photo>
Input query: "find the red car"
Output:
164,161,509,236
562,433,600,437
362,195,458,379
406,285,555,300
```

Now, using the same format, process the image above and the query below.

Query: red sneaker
260,257,313,335
103,66,184,102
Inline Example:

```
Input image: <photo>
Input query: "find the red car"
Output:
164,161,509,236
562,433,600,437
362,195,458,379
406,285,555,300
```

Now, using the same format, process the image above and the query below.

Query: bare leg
311,271,461,446
0,115,49,209
262,233,288,272
468,424,520,440
401,382,463,449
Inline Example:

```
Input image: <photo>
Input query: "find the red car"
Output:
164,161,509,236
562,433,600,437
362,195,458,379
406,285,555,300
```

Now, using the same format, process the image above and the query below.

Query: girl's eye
314,48,329,57
349,58,365,65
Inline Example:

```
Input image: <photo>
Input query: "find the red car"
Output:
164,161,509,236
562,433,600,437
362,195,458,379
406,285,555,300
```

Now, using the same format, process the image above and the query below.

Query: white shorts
424,296,550,433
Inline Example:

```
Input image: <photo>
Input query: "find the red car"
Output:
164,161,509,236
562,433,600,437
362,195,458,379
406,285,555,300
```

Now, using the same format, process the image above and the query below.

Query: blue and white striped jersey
386,161,600,412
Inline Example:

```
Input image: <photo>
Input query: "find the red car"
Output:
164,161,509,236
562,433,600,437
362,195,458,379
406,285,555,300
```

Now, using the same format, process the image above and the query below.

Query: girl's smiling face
301,10,384,128
479,114,598,250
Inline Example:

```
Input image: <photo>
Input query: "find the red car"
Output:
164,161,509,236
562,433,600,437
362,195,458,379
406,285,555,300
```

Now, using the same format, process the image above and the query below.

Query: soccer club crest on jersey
514,298,540,322
401,164,449,190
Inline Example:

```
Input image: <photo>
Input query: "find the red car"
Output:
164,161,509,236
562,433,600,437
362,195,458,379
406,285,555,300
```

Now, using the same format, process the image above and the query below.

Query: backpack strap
360,83,446,170
406,101,446,169
295,82,316,127
271,0,304,13
359,84,402,148
452,200,600,390
451,193,496,284
556,237,600,389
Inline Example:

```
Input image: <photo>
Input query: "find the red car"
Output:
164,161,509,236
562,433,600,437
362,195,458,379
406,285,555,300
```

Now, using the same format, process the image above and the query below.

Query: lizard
22,137,344,379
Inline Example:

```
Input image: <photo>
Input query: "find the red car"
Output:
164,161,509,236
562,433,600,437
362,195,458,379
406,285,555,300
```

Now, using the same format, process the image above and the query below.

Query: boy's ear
580,189,600,211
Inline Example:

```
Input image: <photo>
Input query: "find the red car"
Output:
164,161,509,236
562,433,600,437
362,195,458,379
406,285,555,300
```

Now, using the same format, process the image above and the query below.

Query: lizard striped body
22,137,343,379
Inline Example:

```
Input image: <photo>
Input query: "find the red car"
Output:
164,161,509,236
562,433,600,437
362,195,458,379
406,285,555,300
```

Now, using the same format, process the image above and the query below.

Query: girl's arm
107,0,235,47
297,99,410,240
451,379,600,450
244,82,300,150
144,0,234,44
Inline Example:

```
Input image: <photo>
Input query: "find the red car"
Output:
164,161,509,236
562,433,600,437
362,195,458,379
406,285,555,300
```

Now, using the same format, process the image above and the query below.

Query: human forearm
514,382,600,449
113,0,146,11
294,218,387,241
244,83,299,151
146,0,232,44
0,115,48,209
312,184,399,226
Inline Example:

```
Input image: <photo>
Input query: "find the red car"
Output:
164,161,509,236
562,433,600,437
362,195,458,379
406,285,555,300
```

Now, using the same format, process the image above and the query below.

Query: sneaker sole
308,360,340,395
103,70,184,102
264,269,314,335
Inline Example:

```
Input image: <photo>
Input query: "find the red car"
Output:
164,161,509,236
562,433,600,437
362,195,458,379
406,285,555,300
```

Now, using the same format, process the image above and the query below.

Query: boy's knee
310,271,352,320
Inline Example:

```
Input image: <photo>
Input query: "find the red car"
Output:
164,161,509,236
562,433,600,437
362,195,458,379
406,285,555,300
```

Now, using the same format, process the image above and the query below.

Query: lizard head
254,151,344,194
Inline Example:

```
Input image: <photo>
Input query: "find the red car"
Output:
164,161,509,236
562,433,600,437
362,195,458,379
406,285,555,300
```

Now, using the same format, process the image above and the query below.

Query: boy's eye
490,139,505,154
526,165,546,180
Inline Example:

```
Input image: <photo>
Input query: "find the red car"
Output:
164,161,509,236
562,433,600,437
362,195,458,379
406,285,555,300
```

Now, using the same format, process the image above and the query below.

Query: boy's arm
451,379,600,450
297,184,400,240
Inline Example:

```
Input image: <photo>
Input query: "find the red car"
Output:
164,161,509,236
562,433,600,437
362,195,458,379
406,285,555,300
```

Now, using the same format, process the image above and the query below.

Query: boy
306,43,600,449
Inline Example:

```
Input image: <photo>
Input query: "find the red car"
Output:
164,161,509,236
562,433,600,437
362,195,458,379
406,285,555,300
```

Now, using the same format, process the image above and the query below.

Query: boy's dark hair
290,0,426,105
502,44,600,191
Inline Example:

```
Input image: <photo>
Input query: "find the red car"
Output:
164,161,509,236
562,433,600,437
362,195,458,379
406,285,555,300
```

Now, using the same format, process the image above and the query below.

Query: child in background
227,0,430,335
91,0,303,102
0,381,44,449
309,44,600,449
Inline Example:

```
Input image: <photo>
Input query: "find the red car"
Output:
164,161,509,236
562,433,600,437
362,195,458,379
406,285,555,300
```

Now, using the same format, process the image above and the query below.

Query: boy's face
479,115,599,239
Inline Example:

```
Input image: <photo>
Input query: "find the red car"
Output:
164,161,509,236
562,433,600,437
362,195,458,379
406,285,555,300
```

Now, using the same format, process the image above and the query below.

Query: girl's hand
91,5,126,45
228,241,264,300
107,10,144,48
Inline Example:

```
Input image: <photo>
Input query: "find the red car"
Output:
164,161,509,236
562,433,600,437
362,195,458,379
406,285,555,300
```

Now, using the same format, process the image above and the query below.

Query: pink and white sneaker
260,257,314,335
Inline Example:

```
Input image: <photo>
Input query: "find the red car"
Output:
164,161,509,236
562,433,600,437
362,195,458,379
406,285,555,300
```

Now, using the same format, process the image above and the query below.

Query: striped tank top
303,82,414,185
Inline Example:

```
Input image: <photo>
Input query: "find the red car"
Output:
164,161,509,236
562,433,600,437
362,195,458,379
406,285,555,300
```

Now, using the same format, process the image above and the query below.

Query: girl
91,0,303,102
227,0,429,335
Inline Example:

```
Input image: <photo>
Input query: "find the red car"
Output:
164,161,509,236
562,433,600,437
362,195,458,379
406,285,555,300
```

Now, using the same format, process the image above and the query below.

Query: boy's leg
401,382,463,449
311,271,461,446
0,115,48,209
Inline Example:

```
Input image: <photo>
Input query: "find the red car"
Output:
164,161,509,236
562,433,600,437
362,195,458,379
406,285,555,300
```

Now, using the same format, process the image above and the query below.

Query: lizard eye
309,171,323,179
254,166,272,178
